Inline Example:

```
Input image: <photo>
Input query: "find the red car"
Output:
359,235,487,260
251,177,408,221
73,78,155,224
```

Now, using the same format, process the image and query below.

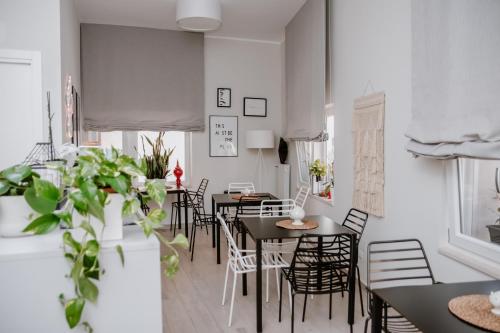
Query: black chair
229,195,271,245
188,190,214,261
279,234,350,333
170,178,209,235
364,239,437,333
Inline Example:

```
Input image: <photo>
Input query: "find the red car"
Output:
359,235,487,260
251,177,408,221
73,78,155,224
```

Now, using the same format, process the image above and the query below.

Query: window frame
440,160,500,278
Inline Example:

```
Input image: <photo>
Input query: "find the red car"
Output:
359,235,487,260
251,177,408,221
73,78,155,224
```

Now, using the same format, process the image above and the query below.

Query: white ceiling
75,0,306,42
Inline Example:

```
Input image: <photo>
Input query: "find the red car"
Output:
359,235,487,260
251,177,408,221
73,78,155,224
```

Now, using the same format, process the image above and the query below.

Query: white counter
0,226,163,333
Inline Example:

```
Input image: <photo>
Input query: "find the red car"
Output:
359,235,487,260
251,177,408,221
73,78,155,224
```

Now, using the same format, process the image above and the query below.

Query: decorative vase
278,138,288,164
290,206,305,226
0,196,34,237
173,161,183,188
489,291,500,316
72,193,124,241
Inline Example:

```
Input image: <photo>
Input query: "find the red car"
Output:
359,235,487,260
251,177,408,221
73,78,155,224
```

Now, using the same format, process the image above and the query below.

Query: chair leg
266,269,269,303
173,205,178,236
279,271,283,322
170,204,175,231
291,293,295,333
329,292,333,320
357,265,365,316
228,272,237,327
275,268,280,300
364,317,371,333
190,224,197,261
302,293,308,322
222,262,230,305
288,282,292,311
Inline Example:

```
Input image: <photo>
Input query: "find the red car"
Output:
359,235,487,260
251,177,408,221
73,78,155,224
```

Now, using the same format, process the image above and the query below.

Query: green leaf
85,240,100,257
80,182,105,223
63,231,82,252
162,254,180,278
82,321,94,333
79,220,97,239
69,191,88,216
0,180,9,195
65,297,85,329
116,245,125,267
56,211,73,228
140,219,153,237
79,277,98,303
147,208,166,226
24,178,60,214
23,213,60,234
122,198,140,218
170,234,189,249
119,163,144,178
1,165,32,184
146,180,166,207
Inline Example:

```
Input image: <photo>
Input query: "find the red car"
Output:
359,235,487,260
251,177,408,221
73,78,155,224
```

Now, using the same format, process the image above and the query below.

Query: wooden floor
159,225,367,333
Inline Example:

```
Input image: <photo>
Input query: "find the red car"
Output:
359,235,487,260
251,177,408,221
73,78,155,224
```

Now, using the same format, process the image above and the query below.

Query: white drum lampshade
246,130,275,149
176,0,222,32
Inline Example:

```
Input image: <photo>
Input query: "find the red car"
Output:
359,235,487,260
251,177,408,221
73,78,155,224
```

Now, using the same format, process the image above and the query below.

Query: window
443,158,500,277
98,131,190,183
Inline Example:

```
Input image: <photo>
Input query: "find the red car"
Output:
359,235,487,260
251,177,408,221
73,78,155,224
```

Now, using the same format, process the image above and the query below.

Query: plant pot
487,225,500,244
72,193,124,241
0,196,34,238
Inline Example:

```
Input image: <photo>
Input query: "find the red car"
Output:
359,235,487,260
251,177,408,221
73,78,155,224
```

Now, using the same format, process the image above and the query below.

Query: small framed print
217,88,231,108
243,97,267,117
209,115,238,157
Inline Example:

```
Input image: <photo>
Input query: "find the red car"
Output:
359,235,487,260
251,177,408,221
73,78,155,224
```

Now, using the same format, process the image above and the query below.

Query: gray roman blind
406,0,500,159
81,24,204,132
285,0,327,141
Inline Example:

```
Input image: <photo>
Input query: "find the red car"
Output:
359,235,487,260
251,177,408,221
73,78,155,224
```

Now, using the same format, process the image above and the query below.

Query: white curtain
285,0,327,141
81,24,205,132
406,0,500,159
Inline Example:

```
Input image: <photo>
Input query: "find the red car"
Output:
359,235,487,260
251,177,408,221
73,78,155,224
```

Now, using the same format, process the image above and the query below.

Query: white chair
218,213,288,326
259,199,297,305
227,182,256,194
294,186,310,208
259,199,296,217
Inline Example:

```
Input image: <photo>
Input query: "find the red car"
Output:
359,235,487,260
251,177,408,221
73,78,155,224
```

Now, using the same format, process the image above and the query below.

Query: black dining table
371,280,500,333
211,192,278,264
240,215,359,333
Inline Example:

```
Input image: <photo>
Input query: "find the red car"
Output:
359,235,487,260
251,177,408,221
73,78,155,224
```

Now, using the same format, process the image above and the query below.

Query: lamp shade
176,0,222,32
246,130,274,149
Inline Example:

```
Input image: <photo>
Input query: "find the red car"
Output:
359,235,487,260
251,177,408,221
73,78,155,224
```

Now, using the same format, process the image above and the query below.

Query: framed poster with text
209,115,238,157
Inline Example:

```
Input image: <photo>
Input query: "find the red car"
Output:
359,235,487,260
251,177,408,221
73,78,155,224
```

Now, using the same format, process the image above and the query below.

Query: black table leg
348,234,357,328
183,191,188,239
371,293,383,333
256,239,262,332
241,226,247,296
211,197,216,248
176,191,181,230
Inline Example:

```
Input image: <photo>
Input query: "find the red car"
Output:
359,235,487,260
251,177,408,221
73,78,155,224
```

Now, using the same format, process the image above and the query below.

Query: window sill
439,243,500,279
309,194,334,207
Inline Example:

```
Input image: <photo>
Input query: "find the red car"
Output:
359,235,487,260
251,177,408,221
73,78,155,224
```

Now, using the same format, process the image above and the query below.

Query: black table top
212,193,278,206
373,280,500,333
241,215,355,241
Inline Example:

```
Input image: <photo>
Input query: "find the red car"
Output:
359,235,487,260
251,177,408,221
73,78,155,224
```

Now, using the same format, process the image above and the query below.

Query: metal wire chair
364,239,436,333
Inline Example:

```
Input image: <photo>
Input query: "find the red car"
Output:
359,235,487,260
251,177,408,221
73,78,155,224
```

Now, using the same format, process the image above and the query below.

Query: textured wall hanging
352,91,385,217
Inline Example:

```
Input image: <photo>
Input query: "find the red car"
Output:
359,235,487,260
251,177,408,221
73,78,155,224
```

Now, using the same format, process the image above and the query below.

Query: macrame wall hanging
352,91,385,217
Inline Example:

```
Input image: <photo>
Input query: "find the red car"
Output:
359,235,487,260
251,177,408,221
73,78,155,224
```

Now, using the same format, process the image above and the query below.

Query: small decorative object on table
289,206,305,226
174,161,183,188
490,291,500,316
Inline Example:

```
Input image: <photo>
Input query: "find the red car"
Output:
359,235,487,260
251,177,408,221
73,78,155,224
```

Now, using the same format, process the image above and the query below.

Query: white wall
290,0,490,283
0,0,63,148
60,0,81,143
191,37,284,207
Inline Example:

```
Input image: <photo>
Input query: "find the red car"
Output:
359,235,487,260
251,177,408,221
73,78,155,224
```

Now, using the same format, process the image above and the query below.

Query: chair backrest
196,178,209,196
342,208,368,243
287,234,349,294
217,213,244,265
186,190,203,219
259,199,296,217
294,186,310,208
234,195,271,220
367,239,436,293
228,182,255,194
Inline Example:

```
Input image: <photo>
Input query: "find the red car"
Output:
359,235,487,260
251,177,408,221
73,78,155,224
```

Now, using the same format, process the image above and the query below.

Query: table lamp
246,130,274,191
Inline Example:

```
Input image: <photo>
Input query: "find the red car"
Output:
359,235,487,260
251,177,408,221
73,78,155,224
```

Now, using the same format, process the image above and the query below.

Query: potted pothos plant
140,132,174,181
309,159,327,182
0,147,188,331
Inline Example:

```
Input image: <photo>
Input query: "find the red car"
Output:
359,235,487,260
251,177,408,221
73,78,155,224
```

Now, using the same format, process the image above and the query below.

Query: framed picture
209,115,238,157
217,88,231,108
243,97,267,117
